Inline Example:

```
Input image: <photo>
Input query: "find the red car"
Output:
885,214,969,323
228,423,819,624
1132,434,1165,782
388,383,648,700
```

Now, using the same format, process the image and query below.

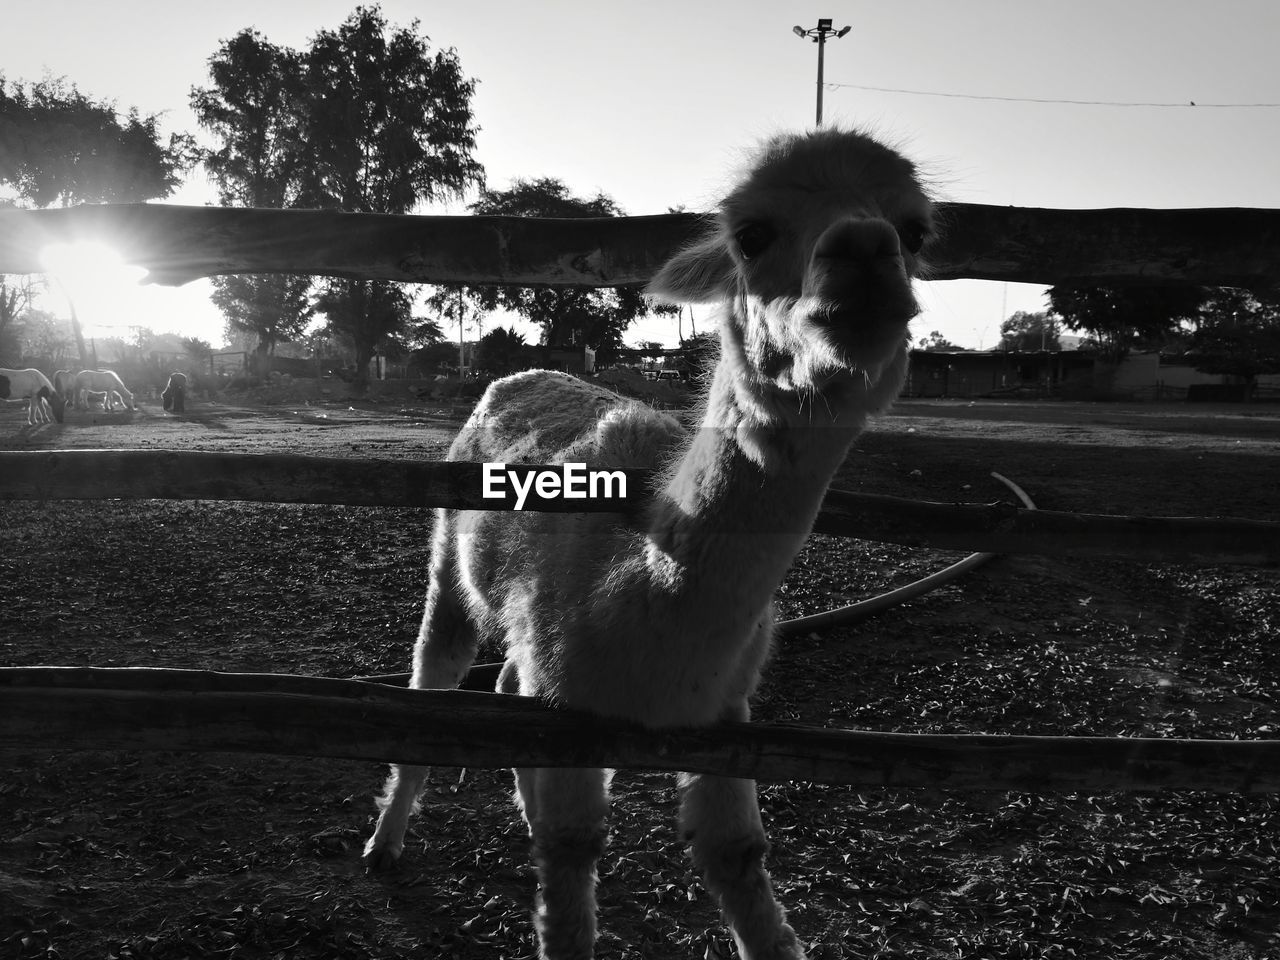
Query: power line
825,81,1280,108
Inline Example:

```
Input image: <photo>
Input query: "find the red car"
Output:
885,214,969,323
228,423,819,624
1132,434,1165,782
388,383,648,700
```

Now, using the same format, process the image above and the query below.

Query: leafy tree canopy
1,74,195,363
193,31,315,361
209,274,313,364
312,279,413,379
407,317,447,348
474,325,530,375
0,274,38,361
301,5,483,214
192,6,484,386
179,336,214,363
190,30,308,209
428,177,671,352
1047,285,1206,360
0,75,195,207
17,307,67,363
1186,288,1280,394
917,330,963,352
998,311,1061,352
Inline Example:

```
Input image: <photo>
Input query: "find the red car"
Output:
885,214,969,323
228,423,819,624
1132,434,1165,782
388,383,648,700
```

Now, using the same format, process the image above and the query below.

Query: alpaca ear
645,233,735,305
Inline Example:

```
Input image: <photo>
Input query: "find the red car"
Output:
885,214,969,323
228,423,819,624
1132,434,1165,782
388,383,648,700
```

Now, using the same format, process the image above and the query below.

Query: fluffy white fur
364,127,935,960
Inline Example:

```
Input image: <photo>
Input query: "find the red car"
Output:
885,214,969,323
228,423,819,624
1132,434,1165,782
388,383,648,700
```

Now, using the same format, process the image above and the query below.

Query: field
2,391,1278,959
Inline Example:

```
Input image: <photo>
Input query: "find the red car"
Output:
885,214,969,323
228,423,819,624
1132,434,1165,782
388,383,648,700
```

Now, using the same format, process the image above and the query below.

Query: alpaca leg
679,772,805,960
527,766,610,960
364,520,478,870
496,660,540,825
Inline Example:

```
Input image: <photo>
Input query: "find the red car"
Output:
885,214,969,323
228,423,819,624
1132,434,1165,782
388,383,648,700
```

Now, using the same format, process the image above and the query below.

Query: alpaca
73,369,135,411
162,372,187,413
363,128,935,960
0,368,65,425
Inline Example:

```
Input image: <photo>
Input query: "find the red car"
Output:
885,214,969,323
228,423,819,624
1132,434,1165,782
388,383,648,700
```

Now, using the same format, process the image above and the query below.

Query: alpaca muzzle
805,218,918,344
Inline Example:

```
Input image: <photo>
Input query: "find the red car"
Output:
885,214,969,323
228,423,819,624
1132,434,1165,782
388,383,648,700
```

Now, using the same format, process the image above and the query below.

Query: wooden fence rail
3,667,1277,794
2,450,1277,566
2,203,1279,289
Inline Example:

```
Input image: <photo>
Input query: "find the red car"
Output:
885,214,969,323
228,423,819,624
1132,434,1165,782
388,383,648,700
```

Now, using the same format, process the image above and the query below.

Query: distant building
905,349,1094,398
904,349,1280,401
542,345,595,374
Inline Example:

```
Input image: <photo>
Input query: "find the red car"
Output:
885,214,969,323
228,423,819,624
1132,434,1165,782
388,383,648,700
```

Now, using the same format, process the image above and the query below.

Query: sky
4,0,1280,352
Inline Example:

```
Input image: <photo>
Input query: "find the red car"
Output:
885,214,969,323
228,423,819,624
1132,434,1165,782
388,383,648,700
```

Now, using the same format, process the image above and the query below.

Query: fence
1,200,1279,794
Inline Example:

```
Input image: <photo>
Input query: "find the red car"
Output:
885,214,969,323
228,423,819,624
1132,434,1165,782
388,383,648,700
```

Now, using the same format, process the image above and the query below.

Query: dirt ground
1,391,1277,959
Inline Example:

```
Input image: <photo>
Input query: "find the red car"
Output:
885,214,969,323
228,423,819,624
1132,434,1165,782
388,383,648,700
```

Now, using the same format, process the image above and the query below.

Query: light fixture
791,20,852,126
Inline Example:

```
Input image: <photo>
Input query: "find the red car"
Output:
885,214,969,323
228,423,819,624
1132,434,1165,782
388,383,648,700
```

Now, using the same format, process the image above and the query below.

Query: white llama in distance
364,127,936,960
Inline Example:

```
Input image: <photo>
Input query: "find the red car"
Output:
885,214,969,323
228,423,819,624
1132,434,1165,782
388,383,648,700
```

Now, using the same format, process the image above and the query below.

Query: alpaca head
648,128,933,400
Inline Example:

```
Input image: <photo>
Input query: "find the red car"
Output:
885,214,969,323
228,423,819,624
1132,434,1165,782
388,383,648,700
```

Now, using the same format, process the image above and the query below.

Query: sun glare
40,241,150,339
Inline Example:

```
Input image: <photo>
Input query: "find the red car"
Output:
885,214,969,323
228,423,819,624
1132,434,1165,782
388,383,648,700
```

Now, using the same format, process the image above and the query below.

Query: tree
17,308,67,362
192,8,484,388
998,311,1061,352
179,336,214,369
191,30,316,373
474,326,529,375
411,340,458,374
0,76,194,206
1187,288,1280,400
0,75,195,364
301,6,483,389
420,283,486,369
408,318,447,348
209,275,313,370
917,330,962,351
1047,285,1206,361
429,178,672,355
0,272,38,362
312,280,412,382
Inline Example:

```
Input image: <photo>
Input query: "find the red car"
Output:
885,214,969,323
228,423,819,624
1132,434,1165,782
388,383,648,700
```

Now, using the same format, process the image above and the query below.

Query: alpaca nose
813,218,901,263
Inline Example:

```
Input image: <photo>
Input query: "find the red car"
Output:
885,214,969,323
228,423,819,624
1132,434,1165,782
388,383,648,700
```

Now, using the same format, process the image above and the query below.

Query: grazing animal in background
0,368,66,425
83,390,124,411
73,369,135,411
162,372,188,413
363,127,935,960
52,369,76,404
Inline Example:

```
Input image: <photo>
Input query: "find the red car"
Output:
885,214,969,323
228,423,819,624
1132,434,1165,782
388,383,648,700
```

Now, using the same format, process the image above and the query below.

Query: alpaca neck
645,340,869,614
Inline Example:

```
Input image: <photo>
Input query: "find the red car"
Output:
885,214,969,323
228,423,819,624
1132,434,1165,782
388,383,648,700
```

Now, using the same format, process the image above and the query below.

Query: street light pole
793,19,851,126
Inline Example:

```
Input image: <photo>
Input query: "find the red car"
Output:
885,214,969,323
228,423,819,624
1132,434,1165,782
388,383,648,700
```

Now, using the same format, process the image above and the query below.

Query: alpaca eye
734,223,774,260
898,220,928,255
